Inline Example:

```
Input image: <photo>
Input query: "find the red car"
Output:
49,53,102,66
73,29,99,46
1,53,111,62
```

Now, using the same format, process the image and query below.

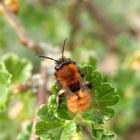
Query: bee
39,39,93,113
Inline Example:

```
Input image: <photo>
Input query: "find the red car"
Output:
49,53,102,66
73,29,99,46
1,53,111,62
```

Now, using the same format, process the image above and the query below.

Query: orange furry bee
39,39,92,113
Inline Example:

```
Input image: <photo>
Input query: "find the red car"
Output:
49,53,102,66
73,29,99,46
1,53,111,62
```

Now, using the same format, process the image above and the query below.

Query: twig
0,2,43,54
30,62,48,140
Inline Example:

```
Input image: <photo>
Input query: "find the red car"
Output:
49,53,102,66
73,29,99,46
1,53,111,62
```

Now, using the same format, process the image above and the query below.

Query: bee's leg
85,82,92,89
56,90,65,108
80,72,85,77
56,80,62,89
78,68,86,77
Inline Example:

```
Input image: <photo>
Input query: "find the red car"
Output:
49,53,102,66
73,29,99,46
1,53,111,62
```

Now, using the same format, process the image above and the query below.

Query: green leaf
2,53,32,83
0,63,12,109
0,63,11,86
92,126,116,140
37,104,57,121
97,83,114,99
51,81,60,95
99,95,119,107
101,107,115,118
56,102,72,120
92,71,102,90
88,56,97,69
17,124,32,140
37,96,71,121
36,64,119,139
79,65,94,81
35,121,63,140
35,121,76,140
60,122,76,140
79,65,119,124
92,128,105,139
96,83,119,107
49,95,58,106
79,65,102,91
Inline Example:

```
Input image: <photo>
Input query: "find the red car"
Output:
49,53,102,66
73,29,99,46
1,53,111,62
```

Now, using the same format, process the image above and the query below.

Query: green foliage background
0,0,140,140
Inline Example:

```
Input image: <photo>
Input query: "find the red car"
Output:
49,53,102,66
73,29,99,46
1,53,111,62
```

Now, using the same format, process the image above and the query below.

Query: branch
0,2,43,54
30,62,49,140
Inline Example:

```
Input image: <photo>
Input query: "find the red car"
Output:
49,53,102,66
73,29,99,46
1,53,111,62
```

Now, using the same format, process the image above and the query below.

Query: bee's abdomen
69,81,81,92
67,90,91,113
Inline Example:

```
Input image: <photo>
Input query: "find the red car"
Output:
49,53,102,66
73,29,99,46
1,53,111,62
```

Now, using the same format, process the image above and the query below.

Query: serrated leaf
97,83,114,99
35,64,119,140
49,95,57,105
96,83,119,107
99,95,119,107
0,63,11,109
0,63,11,86
60,122,76,140
37,96,71,121
99,107,115,122
0,85,9,109
2,53,32,83
51,81,60,95
101,134,116,140
80,65,94,81
35,121,63,139
88,56,97,69
92,126,116,140
56,103,72,120
92,128,105,139
37,104,57,121
92,71,102,90
35,121,76,140
101,107,115,118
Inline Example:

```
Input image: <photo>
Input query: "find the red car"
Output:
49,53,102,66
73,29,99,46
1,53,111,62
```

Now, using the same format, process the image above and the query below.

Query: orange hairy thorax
67,90,92,113
55,63,79,86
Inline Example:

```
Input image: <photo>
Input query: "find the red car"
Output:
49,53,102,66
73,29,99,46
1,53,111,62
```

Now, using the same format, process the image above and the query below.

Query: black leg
80,72,85,77
78,68,86,77
56,80,62,89
85,82,92,89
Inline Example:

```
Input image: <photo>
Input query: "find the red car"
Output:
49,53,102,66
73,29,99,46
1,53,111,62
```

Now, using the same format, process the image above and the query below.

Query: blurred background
0,0,140,140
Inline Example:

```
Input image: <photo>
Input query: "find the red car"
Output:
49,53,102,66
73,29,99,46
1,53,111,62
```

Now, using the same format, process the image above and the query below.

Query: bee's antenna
62,38,67,60
39,56,58,62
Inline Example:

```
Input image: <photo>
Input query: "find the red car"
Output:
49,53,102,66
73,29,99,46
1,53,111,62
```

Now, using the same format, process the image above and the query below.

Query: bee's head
39,39,76,70
55,57,76,70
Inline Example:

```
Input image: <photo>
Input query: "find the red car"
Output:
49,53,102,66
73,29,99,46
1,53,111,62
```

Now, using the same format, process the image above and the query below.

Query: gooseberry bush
0,53,119,140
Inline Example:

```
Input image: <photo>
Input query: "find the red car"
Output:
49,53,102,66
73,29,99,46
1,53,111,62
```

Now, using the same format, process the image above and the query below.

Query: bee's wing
59,74,99,112
78,76,99,108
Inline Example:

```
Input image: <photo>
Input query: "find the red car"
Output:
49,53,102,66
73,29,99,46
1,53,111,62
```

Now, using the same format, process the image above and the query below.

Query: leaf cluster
0,53,32,109
36,64,119,140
